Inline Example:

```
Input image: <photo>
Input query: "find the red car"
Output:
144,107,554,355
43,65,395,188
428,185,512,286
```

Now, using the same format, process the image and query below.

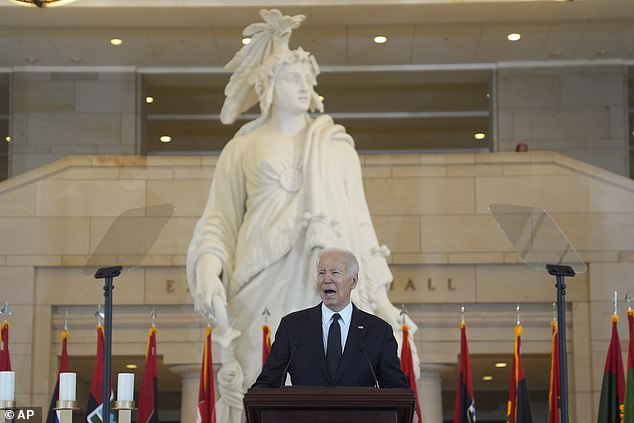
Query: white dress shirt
321,302,353,355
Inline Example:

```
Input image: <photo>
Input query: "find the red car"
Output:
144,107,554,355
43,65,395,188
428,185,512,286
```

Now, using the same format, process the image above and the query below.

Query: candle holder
112,400,136,423
0,400,16,409
54,399,79,423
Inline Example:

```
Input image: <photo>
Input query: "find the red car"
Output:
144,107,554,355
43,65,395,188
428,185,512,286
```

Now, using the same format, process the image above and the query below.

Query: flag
507,324,533,423
85,325,115,423
453,321,476,423
0,321,11,371
197,327,216,423
549,321,560,423
262,324,271,365
46,329,70,423
400,324,422,423
137,327,159,423
597,315,625,423
624,310,634,423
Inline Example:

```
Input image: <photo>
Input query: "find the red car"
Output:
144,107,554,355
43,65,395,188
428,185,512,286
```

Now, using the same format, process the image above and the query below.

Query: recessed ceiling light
631,130,634,137
5,136,10,143
507,33,521,42
124,363,137,370
110,38,123,46
318,95,324,102
160,135,172,143
495,362,508,368
474,132,487,140
373,35,388,44
482,375,494,381
241,37,251,45
145,96,155,104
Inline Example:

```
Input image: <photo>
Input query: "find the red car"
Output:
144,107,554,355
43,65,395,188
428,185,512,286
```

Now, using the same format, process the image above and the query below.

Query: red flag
46,329,70,423
86,325,113,423
548,321,560,423
137,327,159,423
400,325,422,423
262,324,271,365
507,324,534,423
597,315,625,423
197,327,216,423
625,310,634,423
454,321,476,423
0,321,11,371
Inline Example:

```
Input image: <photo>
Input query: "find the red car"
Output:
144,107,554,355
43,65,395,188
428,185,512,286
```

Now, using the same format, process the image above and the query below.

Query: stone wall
9,71,137,177
496,64,629,176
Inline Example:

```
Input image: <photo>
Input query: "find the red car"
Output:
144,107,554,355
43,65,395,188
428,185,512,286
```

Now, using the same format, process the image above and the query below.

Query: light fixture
145,96,155,104
124,364,137,370
507,33,521,42
482,375,494,381
318,95,324,102
5,136,10,143
373,35,388,44
241,37,251,45
10,0,76,7
110,38,123,46
495,362,508,368
160,135,172,143
473,132,487,140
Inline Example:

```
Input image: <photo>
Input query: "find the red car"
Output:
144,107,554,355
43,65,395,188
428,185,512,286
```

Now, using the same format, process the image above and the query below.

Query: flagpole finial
400,304,407,326
1,302,12,322
206,311,214,328
460,305,465,324
95,304,104,327
515,304,521,326
261,306,271,323
613,290,618,316
552,302,557,322
624,292,632,312
64,309,69,331
151,306,157,328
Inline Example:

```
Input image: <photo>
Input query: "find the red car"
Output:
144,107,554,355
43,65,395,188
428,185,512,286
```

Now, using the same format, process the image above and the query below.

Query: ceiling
0,0,633,68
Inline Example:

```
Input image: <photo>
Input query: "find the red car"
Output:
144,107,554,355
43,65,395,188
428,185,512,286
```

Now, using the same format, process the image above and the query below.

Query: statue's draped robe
187,115,393,388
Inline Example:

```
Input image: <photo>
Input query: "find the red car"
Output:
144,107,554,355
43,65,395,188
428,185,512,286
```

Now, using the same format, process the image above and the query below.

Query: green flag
624,310,633,423
597,315,625,423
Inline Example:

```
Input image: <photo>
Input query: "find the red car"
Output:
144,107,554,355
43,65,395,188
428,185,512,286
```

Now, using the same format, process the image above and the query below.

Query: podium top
489,203,587,274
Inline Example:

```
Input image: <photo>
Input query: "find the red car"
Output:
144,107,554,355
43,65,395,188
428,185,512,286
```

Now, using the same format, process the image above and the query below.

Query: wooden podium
243,387,415,423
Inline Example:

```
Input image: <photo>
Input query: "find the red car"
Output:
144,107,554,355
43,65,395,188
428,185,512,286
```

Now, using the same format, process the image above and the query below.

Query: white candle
59,372,76,401
117,373,134,402
0,371,15,401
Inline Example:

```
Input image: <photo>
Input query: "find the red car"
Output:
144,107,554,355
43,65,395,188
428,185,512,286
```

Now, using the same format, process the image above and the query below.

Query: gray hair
316,248,359,277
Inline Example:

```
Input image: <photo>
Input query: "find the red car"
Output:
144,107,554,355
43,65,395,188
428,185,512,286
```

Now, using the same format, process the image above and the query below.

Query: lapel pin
357,325,364,329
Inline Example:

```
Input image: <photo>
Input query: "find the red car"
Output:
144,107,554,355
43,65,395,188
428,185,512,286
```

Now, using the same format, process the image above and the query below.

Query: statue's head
253,48,323,119
220,9,323,126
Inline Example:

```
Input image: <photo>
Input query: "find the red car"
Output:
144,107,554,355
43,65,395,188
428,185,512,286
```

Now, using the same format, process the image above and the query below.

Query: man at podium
253,248,409,388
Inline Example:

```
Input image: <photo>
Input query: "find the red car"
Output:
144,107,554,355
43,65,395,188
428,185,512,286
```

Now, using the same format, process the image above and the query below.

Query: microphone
357,343,380,388
279,344,299,387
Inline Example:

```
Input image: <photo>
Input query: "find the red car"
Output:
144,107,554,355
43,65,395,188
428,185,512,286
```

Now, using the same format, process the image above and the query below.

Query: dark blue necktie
326,313,342,384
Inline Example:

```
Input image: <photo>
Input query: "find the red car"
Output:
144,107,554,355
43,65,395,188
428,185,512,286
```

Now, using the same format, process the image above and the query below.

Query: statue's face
272,61,313,115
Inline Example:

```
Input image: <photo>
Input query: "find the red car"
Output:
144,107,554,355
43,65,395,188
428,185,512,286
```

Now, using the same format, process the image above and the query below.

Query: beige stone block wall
496,65,628,176
9,72,137,177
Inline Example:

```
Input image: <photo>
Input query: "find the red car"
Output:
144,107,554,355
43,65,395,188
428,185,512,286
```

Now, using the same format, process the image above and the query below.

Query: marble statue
186,9,419,423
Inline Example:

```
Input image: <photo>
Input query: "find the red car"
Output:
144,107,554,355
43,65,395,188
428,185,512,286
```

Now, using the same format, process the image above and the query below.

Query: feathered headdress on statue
220,9,306,125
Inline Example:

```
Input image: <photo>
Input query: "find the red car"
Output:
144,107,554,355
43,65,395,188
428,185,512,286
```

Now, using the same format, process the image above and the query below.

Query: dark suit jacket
252,303,409,388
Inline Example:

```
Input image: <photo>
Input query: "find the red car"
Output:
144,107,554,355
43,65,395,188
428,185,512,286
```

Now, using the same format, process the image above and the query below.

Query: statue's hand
194,254,227,316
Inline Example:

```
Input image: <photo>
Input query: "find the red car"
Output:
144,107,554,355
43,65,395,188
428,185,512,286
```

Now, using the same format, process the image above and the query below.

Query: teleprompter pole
546,264,575,423
95,266,122,423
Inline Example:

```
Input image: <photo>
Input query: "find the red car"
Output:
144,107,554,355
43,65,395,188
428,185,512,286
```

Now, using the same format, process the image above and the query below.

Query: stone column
418,363,452,423
171,364,200,423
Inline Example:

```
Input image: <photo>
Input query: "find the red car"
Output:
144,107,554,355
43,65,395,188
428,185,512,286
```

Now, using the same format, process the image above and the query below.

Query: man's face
316,251,358,312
